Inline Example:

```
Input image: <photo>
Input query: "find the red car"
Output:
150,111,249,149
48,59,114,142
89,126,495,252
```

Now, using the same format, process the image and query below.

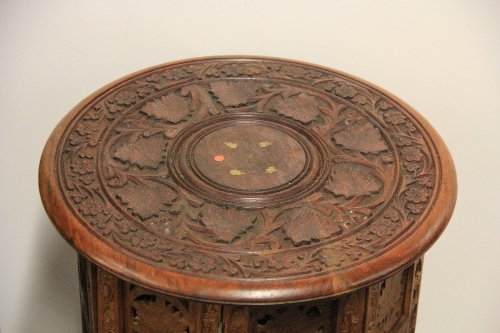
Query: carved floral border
58,59,437,279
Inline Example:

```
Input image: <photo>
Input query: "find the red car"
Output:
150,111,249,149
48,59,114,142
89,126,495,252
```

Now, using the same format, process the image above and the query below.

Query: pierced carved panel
127,285,190,333
337,288,365,333
240,302,335,333
97,267,122,333
81,258,424,333
377,271,407,331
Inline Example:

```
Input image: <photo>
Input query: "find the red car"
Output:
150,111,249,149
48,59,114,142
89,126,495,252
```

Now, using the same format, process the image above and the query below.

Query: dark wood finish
79,255,424,333
39,56,456,332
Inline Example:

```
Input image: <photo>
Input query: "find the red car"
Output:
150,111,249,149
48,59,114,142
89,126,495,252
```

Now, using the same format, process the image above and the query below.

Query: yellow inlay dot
259,141,273,148
265,166,278,174
224,142,238,148
229,169,246,176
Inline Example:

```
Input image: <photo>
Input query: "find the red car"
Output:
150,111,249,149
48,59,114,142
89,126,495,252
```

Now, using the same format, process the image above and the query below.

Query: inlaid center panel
193,124,306,191
168,114,330,208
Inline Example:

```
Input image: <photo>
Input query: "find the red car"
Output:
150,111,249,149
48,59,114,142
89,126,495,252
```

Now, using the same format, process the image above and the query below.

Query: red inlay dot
214,155,225,162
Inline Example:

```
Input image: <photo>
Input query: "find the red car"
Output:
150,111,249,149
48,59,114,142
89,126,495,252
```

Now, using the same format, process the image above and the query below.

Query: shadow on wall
16,210,81,333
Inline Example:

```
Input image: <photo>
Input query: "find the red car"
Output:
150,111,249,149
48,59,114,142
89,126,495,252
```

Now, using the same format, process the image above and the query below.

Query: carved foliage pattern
374,270,407,332
112,262,420,332
364,263,419,333
128,285,189,333
60,59,437,279
97,269,119,333
224,307,249,333
201,304,221,333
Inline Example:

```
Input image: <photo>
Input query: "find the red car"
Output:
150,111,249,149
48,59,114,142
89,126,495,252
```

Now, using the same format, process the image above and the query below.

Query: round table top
39,56,457,305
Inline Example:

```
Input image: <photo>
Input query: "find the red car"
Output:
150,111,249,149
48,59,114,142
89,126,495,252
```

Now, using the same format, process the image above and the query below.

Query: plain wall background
1,1,499,332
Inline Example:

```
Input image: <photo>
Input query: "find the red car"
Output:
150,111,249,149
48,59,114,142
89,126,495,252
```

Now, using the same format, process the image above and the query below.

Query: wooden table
39,56,457,333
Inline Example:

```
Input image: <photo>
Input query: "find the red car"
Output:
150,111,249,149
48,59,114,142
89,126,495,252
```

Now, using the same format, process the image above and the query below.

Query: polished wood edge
39,56,457,305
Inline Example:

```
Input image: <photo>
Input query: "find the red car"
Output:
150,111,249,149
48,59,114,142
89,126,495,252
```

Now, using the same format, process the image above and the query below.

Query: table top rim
39,55,457,304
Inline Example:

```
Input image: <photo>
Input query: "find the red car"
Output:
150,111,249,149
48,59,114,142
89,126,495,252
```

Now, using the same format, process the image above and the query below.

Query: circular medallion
40,56,456,304
169,114,330,208
193,123,306,191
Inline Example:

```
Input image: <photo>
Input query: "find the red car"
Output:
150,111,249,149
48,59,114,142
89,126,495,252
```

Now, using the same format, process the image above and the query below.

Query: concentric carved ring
168,113,331,208
39,56,456,304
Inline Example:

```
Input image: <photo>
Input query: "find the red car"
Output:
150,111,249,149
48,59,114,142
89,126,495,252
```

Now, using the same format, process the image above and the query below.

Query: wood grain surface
39,56,457,305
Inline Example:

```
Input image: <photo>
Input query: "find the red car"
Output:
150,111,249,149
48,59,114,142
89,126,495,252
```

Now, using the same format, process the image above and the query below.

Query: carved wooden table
39,57,457,333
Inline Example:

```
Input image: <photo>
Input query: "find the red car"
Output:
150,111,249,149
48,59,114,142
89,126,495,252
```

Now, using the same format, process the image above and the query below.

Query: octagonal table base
78,255,423,333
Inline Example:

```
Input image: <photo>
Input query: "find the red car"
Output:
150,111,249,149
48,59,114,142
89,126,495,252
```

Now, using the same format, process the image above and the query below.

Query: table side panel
80,257,423,333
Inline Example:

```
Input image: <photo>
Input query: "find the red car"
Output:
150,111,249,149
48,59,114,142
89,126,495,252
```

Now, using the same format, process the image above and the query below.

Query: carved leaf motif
180,85,220,115
141,93,190,123
271,93,319,123
326,169,382,198
200,206,257,243
284,207,341,246
116,185,177,220
209,81,258,107
114,136,166,169
226,307,251,333
201,304,220,333
333,123,388,153
104,165,128,187
132,294,189,333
